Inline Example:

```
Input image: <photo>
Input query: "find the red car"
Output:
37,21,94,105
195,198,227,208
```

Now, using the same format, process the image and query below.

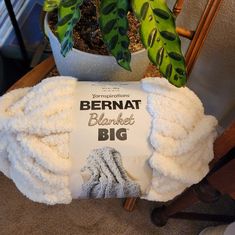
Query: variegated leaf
99,0,131,71
132,0,187,87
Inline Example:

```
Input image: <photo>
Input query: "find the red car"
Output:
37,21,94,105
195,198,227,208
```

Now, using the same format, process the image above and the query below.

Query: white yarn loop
141,78,217,201
0,77,77,204
0,76,217,204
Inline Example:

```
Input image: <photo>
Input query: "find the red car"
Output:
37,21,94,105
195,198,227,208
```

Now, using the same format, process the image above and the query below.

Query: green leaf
99,0,131,71
43,0,61,12
132,0,187,87
57,0,83,56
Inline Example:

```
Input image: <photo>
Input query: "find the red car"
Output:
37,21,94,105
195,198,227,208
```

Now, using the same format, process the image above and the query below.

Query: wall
168,0,235,128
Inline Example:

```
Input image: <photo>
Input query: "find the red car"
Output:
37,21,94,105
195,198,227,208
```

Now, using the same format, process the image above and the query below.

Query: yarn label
70,81,153,199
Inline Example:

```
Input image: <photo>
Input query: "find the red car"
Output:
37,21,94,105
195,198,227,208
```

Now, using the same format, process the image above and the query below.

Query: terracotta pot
44,14,149,81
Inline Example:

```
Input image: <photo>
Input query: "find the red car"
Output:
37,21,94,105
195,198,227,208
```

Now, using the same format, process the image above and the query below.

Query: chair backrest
174,0,223,75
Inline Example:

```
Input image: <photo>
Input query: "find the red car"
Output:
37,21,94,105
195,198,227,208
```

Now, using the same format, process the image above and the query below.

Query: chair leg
124,197,138,212
151,186,199,227
151,180,220,227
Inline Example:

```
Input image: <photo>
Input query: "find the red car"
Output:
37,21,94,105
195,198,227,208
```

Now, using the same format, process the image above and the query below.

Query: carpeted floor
0,173,235,235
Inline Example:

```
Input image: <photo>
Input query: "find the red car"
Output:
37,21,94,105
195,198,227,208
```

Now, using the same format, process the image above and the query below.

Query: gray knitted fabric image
79,147,141,199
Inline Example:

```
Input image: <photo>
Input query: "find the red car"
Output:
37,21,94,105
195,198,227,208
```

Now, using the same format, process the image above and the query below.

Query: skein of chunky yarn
0,76,218,205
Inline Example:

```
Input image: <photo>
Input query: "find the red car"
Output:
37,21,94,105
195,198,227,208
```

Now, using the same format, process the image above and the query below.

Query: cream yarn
142,78,217,201
0,77,77,204
0,76,218,204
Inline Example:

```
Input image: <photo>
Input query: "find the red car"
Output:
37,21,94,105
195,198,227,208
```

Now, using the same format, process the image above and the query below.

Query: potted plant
43,0,186,87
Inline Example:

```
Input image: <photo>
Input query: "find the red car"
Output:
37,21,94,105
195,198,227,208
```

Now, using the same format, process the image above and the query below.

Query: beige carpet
0,173,234,235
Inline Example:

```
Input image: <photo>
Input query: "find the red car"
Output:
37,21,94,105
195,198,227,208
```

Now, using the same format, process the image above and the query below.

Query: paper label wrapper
70,82,153,199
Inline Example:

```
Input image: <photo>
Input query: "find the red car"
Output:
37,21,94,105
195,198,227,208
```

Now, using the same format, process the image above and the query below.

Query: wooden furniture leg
208,158,235,197
124,198,138,212
151,153,235,227
151,180,221,226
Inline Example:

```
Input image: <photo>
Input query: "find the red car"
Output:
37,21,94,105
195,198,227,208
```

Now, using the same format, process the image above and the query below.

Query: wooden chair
7,1,227,219
124,0,224,211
